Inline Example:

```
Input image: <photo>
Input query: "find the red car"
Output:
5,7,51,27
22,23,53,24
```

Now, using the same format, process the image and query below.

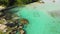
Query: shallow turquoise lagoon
12,2,60,34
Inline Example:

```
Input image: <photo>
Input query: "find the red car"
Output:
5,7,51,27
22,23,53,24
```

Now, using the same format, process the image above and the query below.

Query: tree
0,0,8,6
0,0,39,7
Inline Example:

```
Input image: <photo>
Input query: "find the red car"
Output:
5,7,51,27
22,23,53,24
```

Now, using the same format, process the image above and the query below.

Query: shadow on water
0,6,19,14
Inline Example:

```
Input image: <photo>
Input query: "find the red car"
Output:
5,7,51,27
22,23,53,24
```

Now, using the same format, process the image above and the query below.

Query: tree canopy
0,0,39,7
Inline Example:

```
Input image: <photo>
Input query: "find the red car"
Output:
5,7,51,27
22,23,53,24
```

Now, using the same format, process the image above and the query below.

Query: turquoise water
12,2,60,34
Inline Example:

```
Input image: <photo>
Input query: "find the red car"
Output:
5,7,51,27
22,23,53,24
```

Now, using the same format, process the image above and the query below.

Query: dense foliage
0,0,39,6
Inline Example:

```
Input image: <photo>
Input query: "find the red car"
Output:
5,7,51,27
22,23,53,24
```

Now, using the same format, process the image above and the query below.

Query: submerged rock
20,18,29,25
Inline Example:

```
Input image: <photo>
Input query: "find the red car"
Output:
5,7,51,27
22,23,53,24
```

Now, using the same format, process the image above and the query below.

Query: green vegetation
0,0,39,6
0,31,4,34
0,0,8,6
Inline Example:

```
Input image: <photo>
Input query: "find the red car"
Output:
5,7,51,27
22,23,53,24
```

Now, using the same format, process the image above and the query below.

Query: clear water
12,2,60,34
